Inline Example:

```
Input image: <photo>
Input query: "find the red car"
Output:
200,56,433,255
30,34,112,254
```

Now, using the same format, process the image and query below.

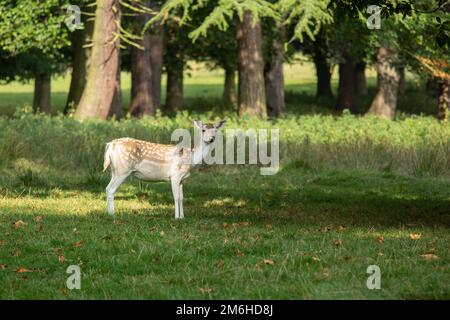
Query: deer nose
209,137,215,143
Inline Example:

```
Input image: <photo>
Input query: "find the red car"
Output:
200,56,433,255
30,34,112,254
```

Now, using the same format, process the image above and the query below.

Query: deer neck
192,141,211,166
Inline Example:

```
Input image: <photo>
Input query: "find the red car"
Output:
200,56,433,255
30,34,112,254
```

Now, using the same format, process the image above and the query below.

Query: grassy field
0,61,449,299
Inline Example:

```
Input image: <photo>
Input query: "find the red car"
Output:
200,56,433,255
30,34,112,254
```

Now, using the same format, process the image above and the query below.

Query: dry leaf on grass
339,225,346,232
73,241,84,248
263,259,275,265
332,239,342,247
236,249,245,257
409,233,421,240
58,255,65,263
198,287,214,293
420,253,439,260
14,267,33,273
12,220,27,229
377,236,385,244
215,260,224,269
0,264,7,270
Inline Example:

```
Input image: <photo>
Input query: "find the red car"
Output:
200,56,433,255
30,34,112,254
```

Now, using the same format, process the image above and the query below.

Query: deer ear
215,119,226,129
193,120,203,129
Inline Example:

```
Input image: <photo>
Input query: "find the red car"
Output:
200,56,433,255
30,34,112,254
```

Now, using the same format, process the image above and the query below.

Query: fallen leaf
312,256,321,262
14,267,32,273
223,222,228,229
339,225,346,232
12,220,27,229
378,252,384,256
321,226,332,232
409,233,421,240
58,255,65,263
263,259,275,265
159,230,165,236
72,228,77,233
73,241,83,248
332,239,342,247
215,260,224,269
198,287,214,293
60,288,69,295
0,264,6,270
236,249,245,257
420,253,438,260
377,236,384,244
321,268,331,278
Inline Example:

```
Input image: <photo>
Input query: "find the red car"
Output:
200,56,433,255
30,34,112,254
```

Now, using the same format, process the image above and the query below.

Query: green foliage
278,0,333,42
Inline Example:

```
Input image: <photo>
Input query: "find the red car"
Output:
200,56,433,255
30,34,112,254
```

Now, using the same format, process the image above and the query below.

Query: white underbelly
133,160,172,182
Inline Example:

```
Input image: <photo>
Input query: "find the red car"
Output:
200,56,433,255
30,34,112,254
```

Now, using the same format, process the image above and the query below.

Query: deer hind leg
106,172,129,216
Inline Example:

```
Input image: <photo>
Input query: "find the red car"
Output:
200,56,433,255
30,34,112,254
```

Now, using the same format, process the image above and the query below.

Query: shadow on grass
2,166,449,229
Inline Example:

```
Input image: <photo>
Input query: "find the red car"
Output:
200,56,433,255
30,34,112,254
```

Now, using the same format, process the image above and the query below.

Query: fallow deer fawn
103,120,226,219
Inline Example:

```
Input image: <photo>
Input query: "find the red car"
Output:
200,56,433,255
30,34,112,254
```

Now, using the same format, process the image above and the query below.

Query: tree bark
366,46,400,120
33,73,51,114
236,11,266,118
64,4,94,114
149,20,164,109
130,1,155,117
312,32,333,98
264,23,285,117
164,23,184,113
354,62,368,96
74,0,122,120
223,66,236,106
398,66,405,95
437,80,450,120
165,61,183,112
336,53,356,112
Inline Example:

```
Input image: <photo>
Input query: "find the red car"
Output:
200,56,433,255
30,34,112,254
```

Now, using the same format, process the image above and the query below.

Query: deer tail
103,142,113,172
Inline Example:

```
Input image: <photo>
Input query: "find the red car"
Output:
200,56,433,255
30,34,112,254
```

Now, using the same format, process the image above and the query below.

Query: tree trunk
398,66,405,95
264,23,285,117
130,1,155,117
223,66,236,106
165,62,183,112
336,53,356,112
312,32,333,98
354,62,368,96
75,0,122,120
366,46,400,120
149,20,164,109
437,80,450,120
236,11,266,118
164,23,184,113
64,4,94,114
33,73,51,114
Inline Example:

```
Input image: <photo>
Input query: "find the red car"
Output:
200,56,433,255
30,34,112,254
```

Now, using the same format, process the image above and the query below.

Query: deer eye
202,129,205,133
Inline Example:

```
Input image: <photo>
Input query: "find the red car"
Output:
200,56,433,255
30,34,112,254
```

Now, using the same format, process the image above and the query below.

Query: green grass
0,60,448,299
0,166,449,299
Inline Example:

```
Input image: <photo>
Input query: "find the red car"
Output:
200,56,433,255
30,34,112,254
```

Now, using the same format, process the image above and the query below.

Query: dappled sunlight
202,197,247,209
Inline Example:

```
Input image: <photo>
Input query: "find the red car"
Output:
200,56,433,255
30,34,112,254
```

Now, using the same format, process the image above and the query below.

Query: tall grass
1,107,450,192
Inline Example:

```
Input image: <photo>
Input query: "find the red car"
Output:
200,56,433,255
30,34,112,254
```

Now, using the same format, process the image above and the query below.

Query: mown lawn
0,166,449,299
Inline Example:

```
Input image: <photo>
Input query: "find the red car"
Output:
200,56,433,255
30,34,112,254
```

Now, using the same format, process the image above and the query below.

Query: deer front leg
179,183,184,219
171,177,181,219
